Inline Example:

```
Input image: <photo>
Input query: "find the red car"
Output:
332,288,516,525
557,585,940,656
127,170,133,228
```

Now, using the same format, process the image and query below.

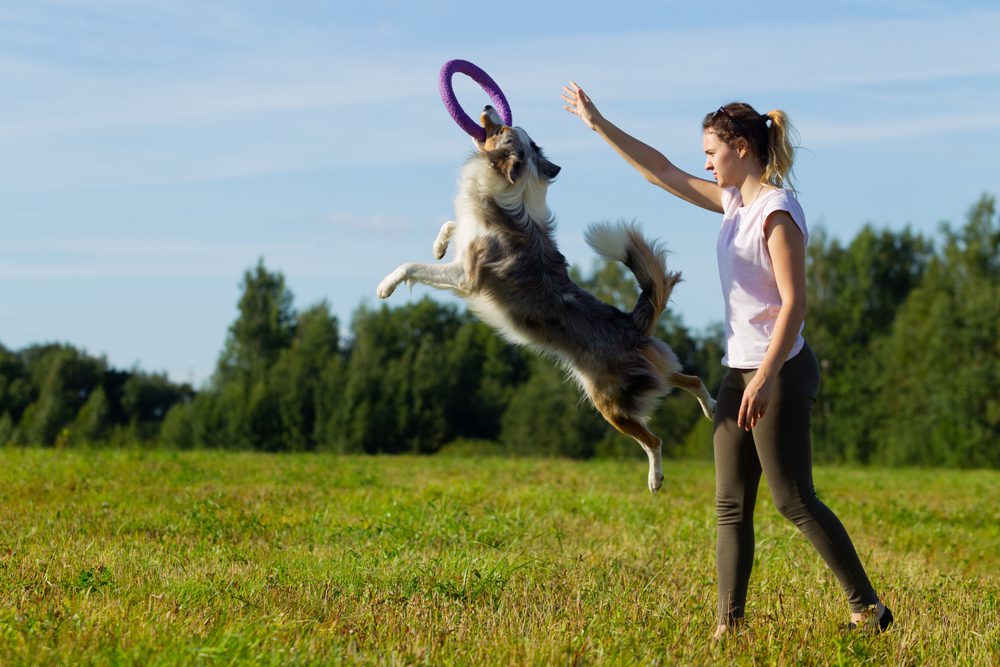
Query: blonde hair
703,103,799,191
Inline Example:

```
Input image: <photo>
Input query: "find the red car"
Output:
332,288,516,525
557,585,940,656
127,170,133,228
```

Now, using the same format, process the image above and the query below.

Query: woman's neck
738,174,768,207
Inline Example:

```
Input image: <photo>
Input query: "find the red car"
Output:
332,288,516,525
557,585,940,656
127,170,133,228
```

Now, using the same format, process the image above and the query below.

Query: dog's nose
481,105,505,137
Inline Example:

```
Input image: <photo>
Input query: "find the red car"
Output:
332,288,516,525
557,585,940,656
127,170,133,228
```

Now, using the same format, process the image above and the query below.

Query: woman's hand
561,81,602,131
738,372,775,431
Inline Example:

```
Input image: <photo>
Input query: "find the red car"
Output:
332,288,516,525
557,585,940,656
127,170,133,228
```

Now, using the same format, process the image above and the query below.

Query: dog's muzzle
481,105,505,138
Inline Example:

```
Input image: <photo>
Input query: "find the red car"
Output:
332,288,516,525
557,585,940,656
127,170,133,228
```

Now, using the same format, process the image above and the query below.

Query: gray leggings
712,342,877,624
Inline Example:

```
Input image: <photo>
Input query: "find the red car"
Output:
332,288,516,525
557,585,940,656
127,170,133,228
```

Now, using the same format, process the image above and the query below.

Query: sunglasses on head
713,106,770,127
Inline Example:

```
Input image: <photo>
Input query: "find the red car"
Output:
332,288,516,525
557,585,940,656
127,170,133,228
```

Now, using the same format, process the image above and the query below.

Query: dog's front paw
376,269,404,299
432,221,455,260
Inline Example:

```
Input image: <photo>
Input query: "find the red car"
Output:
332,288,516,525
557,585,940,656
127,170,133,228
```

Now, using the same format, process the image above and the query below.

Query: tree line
1,194,996,466
0,343,193,448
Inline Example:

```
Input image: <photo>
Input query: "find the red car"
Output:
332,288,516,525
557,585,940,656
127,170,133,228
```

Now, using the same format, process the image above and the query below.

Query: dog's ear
538,158,561,180
489,150,523,185
504,155,524,184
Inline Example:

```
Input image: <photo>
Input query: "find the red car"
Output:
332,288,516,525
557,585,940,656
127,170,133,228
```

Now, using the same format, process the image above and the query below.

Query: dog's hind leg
433,221,456,260
376,261,466,299
602,412,665,493
668,372,716,420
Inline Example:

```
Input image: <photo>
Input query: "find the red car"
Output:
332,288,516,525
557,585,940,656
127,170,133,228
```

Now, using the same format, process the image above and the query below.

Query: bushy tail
585,221,681,336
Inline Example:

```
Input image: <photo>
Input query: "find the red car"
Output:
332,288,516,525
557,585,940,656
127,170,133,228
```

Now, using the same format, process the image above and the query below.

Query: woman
561,82,892,639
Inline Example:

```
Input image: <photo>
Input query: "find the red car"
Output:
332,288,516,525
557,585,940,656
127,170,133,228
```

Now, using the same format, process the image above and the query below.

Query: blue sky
1,1,998,386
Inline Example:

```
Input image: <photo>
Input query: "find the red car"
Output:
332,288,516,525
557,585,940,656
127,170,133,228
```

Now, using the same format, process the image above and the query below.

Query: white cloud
4,10,997,135
1,5,996,188
323,213,412,233
0,237,280,279
802,112,1000,145
0,213,420,280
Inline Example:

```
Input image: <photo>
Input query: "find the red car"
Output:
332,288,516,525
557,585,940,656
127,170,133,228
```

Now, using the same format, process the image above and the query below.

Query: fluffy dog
377,106,715,492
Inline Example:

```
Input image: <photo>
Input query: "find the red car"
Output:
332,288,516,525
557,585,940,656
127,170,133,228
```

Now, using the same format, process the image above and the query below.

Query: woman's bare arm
562,81,723,213
737,211,808,430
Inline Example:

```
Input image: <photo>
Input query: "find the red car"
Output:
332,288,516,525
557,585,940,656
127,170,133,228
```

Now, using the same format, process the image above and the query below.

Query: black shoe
877,605,894,632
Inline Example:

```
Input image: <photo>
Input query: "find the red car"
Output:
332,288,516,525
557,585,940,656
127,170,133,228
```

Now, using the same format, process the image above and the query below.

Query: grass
0,448,997,665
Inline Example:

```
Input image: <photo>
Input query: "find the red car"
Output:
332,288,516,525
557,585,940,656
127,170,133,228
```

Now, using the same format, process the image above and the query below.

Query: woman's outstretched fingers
562,81,599,129
561,85,581,110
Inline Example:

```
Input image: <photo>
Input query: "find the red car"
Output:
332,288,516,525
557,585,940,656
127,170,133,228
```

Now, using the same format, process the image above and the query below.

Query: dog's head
478,106,561,185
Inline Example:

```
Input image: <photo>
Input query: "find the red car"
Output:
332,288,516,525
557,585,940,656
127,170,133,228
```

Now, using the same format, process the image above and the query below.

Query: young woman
561,82,893,639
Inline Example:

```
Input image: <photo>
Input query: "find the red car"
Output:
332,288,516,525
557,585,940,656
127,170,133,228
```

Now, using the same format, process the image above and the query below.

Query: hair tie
762,114,772,127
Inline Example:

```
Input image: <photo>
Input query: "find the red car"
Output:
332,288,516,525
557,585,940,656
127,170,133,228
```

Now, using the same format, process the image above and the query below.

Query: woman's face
703,130,745,188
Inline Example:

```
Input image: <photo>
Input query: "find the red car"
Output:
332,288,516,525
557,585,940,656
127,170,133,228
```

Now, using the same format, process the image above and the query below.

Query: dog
377,106,715,492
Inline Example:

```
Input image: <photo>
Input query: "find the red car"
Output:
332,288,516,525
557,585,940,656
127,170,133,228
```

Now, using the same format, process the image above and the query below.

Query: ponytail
762,109,798,191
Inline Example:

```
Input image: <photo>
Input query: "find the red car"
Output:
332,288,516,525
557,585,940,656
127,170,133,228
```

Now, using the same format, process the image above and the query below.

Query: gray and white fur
377,106,715,492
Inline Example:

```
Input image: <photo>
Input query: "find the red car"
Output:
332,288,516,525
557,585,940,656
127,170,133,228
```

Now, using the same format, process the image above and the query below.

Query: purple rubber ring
439,59,512,142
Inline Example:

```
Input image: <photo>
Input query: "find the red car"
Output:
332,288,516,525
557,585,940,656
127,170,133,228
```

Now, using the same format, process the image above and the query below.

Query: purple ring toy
438,59,512,142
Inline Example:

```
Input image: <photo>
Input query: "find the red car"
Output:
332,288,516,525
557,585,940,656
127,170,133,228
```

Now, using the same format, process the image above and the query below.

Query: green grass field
0,449,997,665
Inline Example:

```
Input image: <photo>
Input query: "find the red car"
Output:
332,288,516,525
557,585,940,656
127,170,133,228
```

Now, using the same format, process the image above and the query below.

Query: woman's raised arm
562,81,723,214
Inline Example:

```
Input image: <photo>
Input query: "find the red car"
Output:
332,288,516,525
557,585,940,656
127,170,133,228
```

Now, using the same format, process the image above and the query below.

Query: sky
1,0,998,387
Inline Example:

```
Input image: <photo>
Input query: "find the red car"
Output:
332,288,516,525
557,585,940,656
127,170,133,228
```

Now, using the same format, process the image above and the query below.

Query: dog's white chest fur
451,191,534,347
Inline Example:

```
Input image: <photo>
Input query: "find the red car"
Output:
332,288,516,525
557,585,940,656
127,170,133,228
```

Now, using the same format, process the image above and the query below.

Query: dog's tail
585,221,681,336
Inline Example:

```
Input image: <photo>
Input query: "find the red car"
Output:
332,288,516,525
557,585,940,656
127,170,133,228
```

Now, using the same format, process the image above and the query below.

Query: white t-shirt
717,186,808,369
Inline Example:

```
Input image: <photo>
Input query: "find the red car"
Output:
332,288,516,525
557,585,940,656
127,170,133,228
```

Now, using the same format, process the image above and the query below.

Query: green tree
0,412,14,446
442,320,530,442
806,224,934,462
69,385,110,445
655,319,726,459
216,259,296,386
15,346,105,446
188,260,303,449
313,355,347,450
0,344,32,425
332,299,465,454
872,195,999,466
1,341,193,448
245,377,284,452
500,356,609,459
270,302,340,451
159,401,196,449
121,371,194,439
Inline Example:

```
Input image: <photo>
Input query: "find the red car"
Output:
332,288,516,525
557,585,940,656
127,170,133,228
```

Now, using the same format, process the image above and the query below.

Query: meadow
0,449,996,665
